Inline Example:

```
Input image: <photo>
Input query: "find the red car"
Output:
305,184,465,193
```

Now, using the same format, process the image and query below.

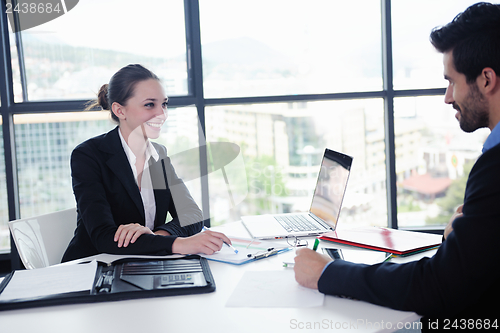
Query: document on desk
201,238,290,265
226,270,324,307
0,260,97,301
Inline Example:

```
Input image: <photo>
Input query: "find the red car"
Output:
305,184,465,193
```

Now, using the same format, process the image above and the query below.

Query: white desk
0,222,430,333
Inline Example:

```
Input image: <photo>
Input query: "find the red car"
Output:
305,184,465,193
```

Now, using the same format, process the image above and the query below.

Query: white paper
0,260,97,301
226,270,324,308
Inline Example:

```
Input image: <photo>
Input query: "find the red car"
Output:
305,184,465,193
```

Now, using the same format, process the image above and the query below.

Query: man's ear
480,67,498,94
111,102,126,120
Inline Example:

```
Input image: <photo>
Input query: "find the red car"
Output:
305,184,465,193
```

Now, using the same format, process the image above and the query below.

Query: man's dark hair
430,2,500,83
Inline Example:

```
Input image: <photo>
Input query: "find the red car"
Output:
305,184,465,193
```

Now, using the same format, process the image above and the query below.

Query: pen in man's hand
202,226,238,254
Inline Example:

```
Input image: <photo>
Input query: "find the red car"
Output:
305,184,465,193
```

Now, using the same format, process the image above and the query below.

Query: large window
0,1,486,262
392,0,479,90
394,96,488,227
205,99,388,227
11,0,187,102
200,0,382,98
14,112,115,217
391,0,481,229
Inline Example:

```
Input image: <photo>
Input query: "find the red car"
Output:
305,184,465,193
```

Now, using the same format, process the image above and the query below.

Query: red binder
318,226,442,256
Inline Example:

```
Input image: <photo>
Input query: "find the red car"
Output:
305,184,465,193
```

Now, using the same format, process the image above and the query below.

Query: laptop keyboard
275,214,321,232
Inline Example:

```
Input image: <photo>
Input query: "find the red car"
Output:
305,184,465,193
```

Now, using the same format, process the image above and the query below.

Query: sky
21,0,187,57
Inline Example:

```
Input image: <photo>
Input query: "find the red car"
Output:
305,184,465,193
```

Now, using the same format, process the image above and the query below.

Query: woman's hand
172,229,232,255
114,223,154,247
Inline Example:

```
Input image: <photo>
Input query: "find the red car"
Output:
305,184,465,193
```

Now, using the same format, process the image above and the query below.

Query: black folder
0,255,215,311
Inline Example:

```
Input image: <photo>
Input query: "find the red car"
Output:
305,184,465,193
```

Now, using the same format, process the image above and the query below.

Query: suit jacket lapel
99,127,145,220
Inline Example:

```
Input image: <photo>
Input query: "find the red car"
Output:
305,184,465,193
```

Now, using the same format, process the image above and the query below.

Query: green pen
312,238,319,251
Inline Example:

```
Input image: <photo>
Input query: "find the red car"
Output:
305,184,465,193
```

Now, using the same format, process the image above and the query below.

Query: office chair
8,207,77,269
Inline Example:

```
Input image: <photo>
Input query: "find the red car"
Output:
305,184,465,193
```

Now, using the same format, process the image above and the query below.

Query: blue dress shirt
483,122,500,153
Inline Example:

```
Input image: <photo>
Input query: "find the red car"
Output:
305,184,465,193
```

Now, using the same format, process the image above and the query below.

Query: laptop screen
309,149,352,230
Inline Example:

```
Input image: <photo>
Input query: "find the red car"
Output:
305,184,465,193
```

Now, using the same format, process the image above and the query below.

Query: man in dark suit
293,3,500,330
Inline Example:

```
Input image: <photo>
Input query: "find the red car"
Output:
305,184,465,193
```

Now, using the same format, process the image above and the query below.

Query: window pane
7,20,22,103
0,122,10,252
392,0,480,90
200,0,382,98
206,99,388,227
13,0,187,101
15,112,115,217
394,96,488,227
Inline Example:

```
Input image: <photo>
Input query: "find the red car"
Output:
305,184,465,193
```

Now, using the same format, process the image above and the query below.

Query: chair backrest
8,207,77,269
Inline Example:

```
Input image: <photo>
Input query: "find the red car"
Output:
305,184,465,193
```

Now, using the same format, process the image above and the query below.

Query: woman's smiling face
113,78,169,140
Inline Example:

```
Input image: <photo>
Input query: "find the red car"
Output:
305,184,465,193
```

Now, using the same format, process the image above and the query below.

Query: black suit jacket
319,143,500,326
62,127,203,262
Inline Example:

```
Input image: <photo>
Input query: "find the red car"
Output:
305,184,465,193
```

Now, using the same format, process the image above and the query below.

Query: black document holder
0,255,215,311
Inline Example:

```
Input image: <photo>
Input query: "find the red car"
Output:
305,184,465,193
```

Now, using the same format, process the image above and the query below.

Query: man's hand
444,204,463,240
114,223,154,247
172,229,232,255
294,247,332,289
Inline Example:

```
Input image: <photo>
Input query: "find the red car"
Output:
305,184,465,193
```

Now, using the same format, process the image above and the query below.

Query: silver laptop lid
309,148,352,230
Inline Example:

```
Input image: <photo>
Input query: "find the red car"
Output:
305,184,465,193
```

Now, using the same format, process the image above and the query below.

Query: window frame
0,0,446,271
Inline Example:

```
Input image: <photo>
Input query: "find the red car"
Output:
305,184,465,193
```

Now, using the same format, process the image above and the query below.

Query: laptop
241,148,352,239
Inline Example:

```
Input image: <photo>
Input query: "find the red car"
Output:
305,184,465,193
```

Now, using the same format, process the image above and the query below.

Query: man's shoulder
478,142,500,164
483,122,500,152
487,140,500,153
467,144,500,185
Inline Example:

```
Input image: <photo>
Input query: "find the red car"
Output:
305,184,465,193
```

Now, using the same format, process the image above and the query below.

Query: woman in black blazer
62,64,230,262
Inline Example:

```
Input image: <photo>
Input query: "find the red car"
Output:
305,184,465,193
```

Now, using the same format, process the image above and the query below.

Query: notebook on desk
241,148,353,239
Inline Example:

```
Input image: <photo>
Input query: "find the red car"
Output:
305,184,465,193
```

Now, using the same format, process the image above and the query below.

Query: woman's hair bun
97,84,110,110
85,64,159,123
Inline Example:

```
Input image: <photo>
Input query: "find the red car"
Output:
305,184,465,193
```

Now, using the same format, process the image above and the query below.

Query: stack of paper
0,261,97,302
